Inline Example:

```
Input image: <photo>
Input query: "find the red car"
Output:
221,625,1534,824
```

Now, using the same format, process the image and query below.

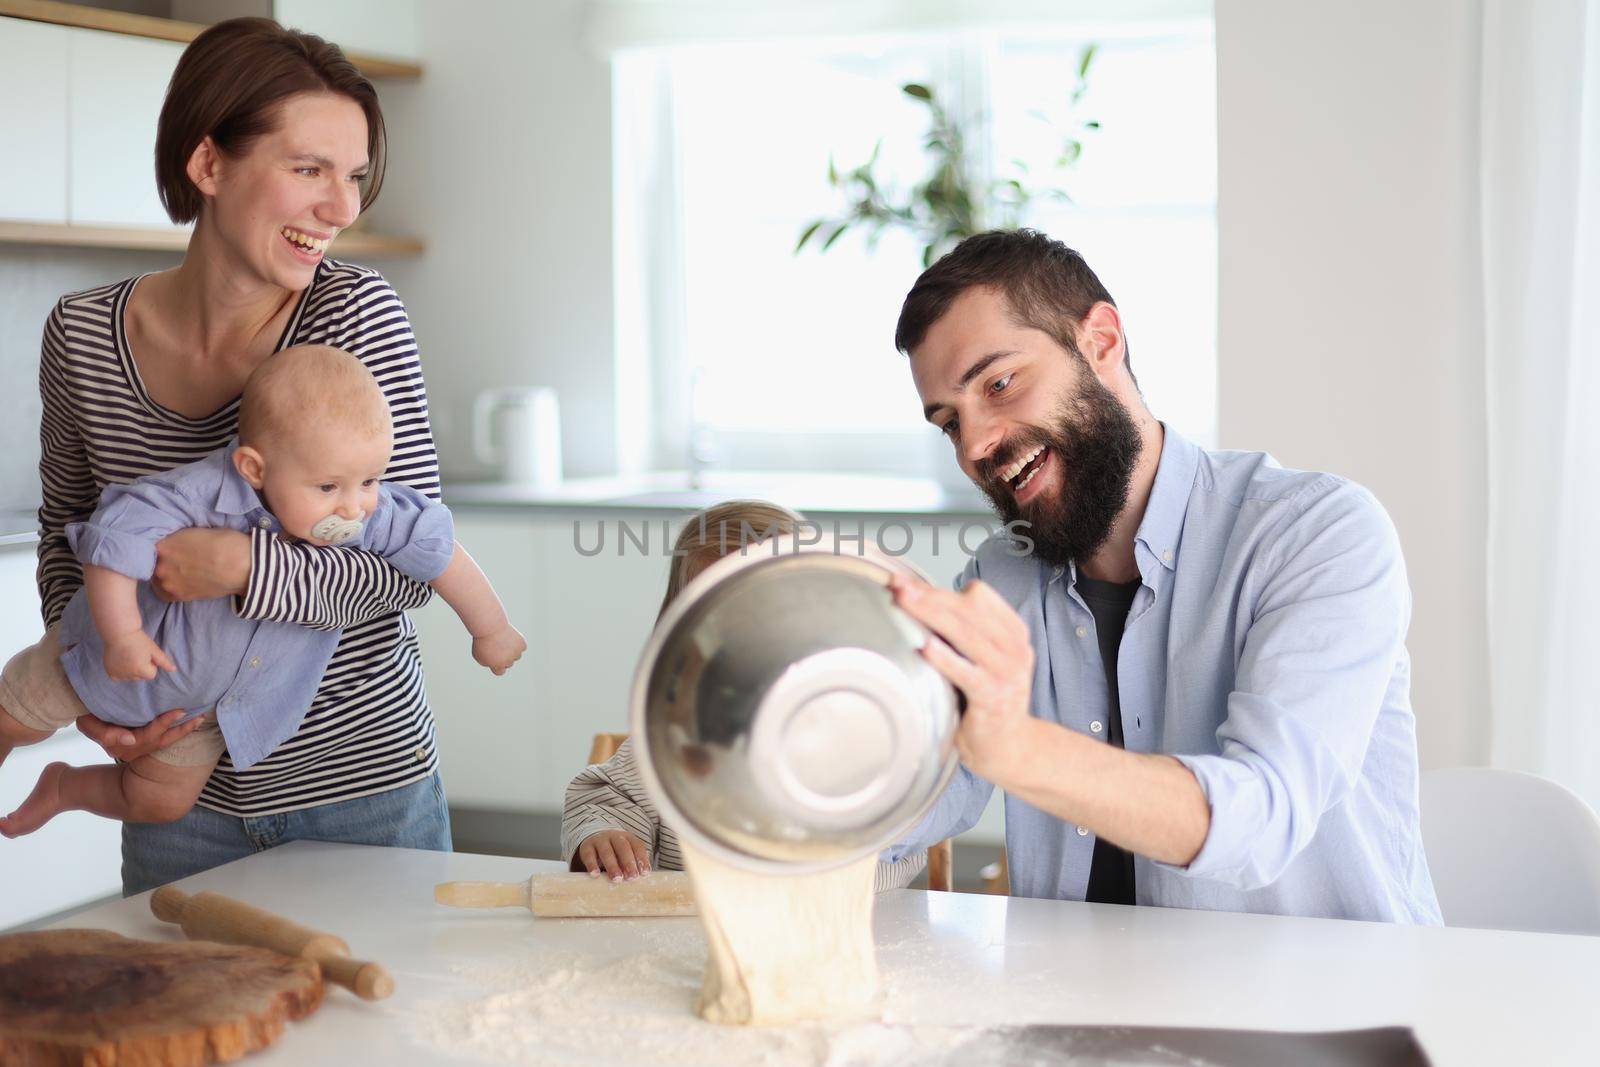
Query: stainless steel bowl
630,535,960,873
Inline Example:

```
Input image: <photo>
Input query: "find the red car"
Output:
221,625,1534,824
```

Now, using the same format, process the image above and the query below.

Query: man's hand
153,528,251,602
573,829,652,881
103,631,177,682
75,707,205,760
472,625,528,676
889,575,1038,784
892,575,1211,866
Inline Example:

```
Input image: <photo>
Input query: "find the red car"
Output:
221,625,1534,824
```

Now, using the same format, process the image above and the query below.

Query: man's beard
976,373,1143,570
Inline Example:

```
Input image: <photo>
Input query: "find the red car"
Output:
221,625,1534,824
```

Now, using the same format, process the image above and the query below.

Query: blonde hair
237,344,392,450
658,500,804,618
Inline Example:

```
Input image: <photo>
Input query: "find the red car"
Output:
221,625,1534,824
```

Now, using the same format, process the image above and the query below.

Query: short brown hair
238,345,393,452
155,17,386,224
894,229,1135,384
659,501,804,618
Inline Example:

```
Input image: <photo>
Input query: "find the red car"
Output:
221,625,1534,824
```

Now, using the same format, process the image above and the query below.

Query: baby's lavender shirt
59,441,454,769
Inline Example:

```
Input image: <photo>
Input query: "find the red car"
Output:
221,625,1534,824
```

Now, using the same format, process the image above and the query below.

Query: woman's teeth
281,227,330,253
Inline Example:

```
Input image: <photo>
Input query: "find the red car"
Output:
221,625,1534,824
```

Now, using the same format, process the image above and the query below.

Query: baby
0,344,526,836
561,499,927,893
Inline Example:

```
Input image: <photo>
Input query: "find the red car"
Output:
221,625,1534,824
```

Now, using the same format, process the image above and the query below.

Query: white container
473,387,562,490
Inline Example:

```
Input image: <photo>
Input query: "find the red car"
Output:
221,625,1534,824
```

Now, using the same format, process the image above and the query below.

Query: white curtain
1482,0,1600,808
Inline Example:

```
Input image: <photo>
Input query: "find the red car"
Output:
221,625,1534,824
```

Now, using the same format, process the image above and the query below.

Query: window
613,17,1216,478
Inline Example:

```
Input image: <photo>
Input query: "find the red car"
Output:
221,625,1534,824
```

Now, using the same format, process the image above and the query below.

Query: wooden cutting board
0,929,323,1067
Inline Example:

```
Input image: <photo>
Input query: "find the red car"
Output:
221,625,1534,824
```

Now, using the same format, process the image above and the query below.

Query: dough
681,839,880,1025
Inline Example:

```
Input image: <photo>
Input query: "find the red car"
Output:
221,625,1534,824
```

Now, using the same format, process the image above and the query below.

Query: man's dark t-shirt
1075,573,1141,906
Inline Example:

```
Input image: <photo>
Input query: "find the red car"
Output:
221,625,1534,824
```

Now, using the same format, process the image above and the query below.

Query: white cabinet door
417,513,665,814
0,547,123,930
67,29,185,229
0,734,125,930
0,19,70,223
417,511,997,818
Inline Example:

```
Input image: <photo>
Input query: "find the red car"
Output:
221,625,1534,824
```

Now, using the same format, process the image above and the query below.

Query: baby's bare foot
0,761,69,837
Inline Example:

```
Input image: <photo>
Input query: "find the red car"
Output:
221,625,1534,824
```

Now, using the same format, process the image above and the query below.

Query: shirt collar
1133,423,1200,573
211,438,267,517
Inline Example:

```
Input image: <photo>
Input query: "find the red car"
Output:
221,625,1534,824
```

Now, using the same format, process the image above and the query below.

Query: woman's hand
153,528,251,601
75,708,206,760
573,829,652,881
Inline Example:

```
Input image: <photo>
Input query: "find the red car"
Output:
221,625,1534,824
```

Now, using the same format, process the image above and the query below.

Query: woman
38,18,449,893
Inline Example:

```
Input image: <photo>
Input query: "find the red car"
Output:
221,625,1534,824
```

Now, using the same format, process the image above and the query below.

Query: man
885,230,1440,923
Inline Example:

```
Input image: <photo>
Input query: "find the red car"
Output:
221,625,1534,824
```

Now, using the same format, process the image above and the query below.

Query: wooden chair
978,849,1010,895
585,732,954,892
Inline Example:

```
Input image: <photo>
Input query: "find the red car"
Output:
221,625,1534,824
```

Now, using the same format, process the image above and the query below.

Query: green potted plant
797,44,1100,266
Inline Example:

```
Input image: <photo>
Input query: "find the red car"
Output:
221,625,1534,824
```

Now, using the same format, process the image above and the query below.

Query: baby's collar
212,436,267,517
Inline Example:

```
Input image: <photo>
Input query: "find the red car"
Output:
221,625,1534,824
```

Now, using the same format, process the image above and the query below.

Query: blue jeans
121,772,452,896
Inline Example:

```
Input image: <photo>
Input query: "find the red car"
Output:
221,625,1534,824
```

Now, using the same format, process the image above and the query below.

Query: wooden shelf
0,220,424,258
0,0,423,79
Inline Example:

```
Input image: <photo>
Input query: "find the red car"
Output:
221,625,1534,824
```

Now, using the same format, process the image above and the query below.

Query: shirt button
1162,549,1173,563
257,516,272,529
248,657,261,669
1076,826,1089,837
414,746,428,762
1075,626,1088,638
1090,720,1103,734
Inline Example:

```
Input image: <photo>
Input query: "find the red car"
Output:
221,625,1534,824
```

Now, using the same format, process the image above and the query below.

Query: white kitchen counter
40,841,1599,1066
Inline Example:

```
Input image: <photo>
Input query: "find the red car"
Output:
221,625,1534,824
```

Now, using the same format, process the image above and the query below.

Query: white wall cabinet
0,546,122,932
0,733,124,930
0,19,70,223
67,28,185,228
415,512,664,817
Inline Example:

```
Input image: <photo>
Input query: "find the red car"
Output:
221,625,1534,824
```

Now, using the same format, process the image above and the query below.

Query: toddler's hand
472,625,527,675
576,830,652,881
104,631,177,682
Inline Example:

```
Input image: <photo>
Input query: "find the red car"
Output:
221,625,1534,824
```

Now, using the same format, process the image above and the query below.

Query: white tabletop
41,841,1600,1066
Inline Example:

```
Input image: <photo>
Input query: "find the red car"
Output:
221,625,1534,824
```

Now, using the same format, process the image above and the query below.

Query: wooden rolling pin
151,886,394,1001
435,871,697,917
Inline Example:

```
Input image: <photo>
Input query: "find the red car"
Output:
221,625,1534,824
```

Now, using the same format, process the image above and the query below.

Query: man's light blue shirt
888,427,1441,924
58,442,454,770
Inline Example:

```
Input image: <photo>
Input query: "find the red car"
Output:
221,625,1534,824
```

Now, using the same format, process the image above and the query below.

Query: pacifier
311,512,367,545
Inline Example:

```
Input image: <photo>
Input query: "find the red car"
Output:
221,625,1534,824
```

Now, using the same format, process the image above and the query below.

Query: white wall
366,0,616,482
1215,0,1488,769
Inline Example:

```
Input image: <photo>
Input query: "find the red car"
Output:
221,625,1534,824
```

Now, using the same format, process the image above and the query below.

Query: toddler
561,499,926,893
0,345,526,835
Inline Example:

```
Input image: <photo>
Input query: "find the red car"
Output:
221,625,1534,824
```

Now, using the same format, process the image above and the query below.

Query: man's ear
232,445,266,489
1076,301,1127,381
186,136,223,203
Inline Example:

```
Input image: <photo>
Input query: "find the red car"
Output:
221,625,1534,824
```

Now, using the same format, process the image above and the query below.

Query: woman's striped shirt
37,259,443,817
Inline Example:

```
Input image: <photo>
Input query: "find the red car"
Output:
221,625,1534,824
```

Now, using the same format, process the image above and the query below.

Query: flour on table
682,840,879,1025
409,920,983,1067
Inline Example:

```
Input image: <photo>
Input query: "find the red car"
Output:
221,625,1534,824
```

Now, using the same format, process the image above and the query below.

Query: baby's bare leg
0,754,215,837
0,706,54,769
119,755,215,824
